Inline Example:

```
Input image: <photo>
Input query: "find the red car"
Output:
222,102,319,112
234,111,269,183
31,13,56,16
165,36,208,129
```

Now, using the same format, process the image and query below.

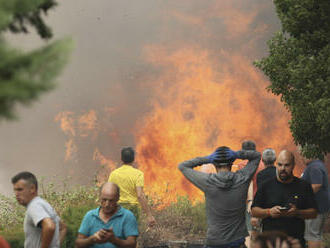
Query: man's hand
269,206,283,218
282,204,297,217
225,149,238,161
91,229,110,244
207,150,222,163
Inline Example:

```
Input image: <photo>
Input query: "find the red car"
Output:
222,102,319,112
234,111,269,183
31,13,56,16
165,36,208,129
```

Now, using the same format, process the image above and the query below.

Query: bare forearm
59,221,67,243
138,194,152,217
251,207,270,219
41,227,55,248
296,208,317,219
75,236,95,248
111,236,136,248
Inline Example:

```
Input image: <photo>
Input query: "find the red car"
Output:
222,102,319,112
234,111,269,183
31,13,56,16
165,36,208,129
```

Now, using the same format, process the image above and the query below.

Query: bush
0,183,207,247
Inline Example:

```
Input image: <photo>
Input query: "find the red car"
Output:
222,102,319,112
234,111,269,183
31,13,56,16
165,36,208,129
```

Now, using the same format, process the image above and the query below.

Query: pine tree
0,0,72,119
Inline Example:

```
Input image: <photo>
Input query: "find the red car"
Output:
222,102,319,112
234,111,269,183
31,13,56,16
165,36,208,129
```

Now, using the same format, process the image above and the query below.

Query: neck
100,206,118,222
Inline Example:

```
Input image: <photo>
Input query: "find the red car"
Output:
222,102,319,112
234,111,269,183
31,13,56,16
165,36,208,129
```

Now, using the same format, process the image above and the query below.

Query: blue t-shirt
78,206,138,248
302,160,330,213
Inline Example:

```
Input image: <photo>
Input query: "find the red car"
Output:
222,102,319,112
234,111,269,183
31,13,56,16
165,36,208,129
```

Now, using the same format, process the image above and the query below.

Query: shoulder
83,208,99,220
294,177,311,187
120,207,136,218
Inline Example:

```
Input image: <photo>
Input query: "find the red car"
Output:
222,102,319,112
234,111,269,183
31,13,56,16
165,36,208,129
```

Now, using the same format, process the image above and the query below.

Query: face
13,179,36,206
100,188,119,215
276,152,294,182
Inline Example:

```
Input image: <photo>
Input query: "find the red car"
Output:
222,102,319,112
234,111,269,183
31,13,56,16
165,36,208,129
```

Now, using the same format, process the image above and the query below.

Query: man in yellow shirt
109,147,156,227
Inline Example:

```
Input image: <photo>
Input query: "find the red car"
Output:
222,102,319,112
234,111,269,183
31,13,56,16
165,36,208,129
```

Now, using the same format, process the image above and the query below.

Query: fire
55,1,298,207
135,46,293,206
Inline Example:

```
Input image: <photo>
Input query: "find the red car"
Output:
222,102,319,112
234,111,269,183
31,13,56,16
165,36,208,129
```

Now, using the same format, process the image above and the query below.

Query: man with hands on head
75,182,138,248
251,150,317,248
178,145,261,248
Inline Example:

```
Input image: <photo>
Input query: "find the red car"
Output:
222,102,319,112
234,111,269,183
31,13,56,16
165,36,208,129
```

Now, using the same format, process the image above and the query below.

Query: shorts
304,212,328,241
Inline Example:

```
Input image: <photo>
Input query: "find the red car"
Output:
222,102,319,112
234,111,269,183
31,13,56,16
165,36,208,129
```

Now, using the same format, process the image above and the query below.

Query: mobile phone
102,228,110,232
279,206,289,211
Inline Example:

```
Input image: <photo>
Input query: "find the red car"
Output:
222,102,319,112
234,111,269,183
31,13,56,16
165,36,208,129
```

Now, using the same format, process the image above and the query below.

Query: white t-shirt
24,196,60,248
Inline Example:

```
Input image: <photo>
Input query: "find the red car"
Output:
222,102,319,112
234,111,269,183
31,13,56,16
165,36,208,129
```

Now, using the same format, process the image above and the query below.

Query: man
301,154,330,248
232,140,262,247
108,147,155,226
178,145,261,247
256,148,277,188
11,171,67,248
249,149,277,239
251,150,317,247
75,182,138,248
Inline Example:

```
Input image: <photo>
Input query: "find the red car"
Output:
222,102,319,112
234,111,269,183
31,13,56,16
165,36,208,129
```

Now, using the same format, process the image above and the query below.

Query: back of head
121,147,135,164
213,146,234,168
262,148,276,166
11,171,38,190
242,140,256,151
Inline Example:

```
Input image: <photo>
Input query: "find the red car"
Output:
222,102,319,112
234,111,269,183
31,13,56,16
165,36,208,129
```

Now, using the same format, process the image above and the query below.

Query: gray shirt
178,150,261,245
24,196,60,248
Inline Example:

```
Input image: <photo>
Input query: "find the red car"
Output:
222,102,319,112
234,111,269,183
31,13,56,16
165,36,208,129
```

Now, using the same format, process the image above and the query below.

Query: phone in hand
279,206,290,211
102,228,111,232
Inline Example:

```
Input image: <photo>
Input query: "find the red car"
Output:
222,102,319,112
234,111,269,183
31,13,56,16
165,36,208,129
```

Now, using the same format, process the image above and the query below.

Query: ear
29,184,37,194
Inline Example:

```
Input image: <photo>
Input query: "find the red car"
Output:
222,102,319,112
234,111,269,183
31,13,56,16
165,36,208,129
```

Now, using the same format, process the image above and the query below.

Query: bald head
277,150,295,166
100,182,120,198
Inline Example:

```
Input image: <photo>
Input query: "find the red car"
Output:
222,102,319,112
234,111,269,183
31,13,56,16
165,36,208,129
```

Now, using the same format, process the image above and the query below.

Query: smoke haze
0,0,300,199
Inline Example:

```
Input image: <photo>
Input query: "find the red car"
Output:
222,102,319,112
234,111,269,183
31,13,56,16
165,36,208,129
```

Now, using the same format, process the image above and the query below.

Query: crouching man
75,182,138,248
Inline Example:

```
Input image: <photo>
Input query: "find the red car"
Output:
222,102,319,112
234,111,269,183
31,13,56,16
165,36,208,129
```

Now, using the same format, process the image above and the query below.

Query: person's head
276,150,295,183
99,182,120,215
121,147,135,164
262,148,276,166
242,140,256,151
253,231,291,248
213,146,234,171
11,171,38,206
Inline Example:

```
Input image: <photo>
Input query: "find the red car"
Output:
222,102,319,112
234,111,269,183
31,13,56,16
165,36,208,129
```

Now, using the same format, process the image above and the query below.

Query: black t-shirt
256,166,276,188
252,177,317,243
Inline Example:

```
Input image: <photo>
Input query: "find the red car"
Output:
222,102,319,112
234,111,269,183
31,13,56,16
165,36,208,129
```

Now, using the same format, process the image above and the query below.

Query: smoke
0,0,300,198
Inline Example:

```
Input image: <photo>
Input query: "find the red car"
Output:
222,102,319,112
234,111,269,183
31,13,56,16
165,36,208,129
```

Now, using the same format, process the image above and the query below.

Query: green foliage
0,183,207,247
0,0,72,120
254,0,330,159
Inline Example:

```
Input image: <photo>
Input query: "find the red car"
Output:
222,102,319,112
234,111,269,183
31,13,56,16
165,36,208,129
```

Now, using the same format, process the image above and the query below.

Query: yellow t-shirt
108,165,144,205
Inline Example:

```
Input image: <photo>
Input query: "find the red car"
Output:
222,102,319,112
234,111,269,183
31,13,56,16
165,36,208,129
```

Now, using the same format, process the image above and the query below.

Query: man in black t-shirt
251,150,317,247
256,148,277,188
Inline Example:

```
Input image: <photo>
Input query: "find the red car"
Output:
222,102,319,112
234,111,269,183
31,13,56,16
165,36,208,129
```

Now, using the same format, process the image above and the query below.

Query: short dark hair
11,171,38,190
121,147,135,164
242,140,256,151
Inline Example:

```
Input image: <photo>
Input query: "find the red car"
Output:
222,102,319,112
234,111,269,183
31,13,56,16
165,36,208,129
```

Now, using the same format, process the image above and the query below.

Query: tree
254,0,330,159
0,0,72,119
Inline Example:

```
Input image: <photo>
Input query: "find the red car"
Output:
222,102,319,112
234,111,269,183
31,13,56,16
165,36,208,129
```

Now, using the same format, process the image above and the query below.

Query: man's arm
75,232,105,248
178,157,210,191
238,150,261,176
59,219,67,244
106,229,137,248
311,184,322,193
40,217,56,248
136,186,156,226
